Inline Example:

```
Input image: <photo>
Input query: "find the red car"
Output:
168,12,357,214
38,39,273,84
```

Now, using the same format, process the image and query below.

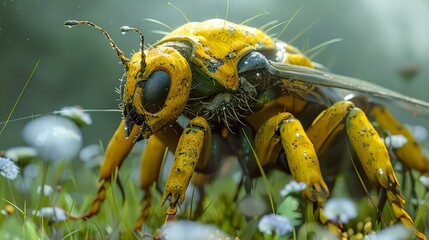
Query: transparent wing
268,61,429,117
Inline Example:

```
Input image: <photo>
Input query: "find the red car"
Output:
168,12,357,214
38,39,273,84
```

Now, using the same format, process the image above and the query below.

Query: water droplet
121,26,131,35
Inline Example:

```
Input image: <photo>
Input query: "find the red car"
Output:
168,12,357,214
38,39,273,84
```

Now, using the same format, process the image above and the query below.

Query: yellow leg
370,105,429,173
306,101,352,155
254,112,338,234
71,119,139,219
255,112,329,201
306,101,426,239
134,135,167,230
346,108,427,240
161,116,211,220
134,123,184,227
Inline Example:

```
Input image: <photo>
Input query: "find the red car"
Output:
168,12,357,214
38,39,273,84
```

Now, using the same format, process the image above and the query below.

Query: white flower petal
23,115,83,162
5,146,37,162
364,224,413,240
55,106,92,126
406,124,428,143
0,157,20,180
323,198,357,223
33,207,68,221
280,180,307,197
419,175,429,188
382,135,408,149
258,214,293,236
162,220,230,239
238,195,267,217
37,184,54,196
79,144,103,168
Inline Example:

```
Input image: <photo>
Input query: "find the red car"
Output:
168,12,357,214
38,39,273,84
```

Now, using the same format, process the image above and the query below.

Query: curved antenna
120,26,146,76
64,20,130,68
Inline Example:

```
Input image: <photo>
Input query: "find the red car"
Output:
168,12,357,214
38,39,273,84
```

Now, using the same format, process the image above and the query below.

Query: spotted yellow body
64,18,428,239
155,19,277,90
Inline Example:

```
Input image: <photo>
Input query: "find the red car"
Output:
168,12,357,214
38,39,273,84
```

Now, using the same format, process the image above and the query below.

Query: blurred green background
1,0,429,149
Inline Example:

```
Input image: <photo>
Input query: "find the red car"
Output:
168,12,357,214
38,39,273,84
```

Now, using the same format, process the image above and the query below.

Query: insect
64,18,428,239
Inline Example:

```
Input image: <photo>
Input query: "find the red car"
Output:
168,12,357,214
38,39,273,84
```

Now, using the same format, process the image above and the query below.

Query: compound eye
140,70,171,113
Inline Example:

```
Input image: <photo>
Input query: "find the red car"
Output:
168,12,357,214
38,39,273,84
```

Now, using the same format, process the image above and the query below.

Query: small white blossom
23,115,83,162
1,210,8,217
23,163,40,178
5,146,37,162
364,224,413,240
79,144,103,168
258,214,293,236
323,198,357,223
406,124,428,143
37,184,54,196
55,106,92,126
0,157,20,180
382,135,408,149
280,180,307,197
33,207,68,221
419,175,429,188
161,220,230,239
238,195,267,217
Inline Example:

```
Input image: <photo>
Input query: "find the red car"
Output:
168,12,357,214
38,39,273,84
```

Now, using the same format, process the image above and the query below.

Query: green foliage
277,196,301,226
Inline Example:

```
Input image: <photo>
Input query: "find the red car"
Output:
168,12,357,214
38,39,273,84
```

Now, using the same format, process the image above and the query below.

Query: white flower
161,220,230,239
280,180,306,197
323,198,357,223
55,106,92,126
364,224,413,240
419,175,429,188
79,144,103,168
0,157,20,180
382,135,408,149
5,146,37,162
406,124,427,143
238,195,267,217
258,214,293,236
33,207,68,221
23,115,83,162
37,184,54,196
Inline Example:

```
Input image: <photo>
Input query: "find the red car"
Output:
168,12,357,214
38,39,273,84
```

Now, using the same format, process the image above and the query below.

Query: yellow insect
64,18,428,239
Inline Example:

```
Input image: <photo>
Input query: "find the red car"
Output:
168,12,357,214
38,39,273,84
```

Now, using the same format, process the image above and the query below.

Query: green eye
140,70,171,113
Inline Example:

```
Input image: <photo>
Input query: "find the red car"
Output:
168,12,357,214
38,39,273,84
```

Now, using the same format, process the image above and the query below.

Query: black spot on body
202,56,224,73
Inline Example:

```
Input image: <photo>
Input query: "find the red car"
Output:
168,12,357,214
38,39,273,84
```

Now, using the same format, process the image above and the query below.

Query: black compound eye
141,70,171,113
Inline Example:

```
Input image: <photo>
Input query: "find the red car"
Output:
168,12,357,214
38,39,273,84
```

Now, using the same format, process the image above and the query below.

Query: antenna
120,26,147,75
64,20,130,68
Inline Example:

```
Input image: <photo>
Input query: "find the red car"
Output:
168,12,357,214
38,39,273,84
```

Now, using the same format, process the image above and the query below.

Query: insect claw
134,122,150,143
124,117,135,139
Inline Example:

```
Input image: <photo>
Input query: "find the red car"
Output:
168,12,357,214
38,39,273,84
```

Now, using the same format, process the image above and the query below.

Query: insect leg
256,112,329,200
134,122,183,229
161,116,211,221
134,135,167,230
346,107,427,240
72,119,139,219
190,132,228,219
254,112,340,234
306,100,427,239
370,105,429,173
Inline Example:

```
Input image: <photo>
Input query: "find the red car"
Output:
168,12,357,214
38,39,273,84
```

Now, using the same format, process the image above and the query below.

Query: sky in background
1,0,429,148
